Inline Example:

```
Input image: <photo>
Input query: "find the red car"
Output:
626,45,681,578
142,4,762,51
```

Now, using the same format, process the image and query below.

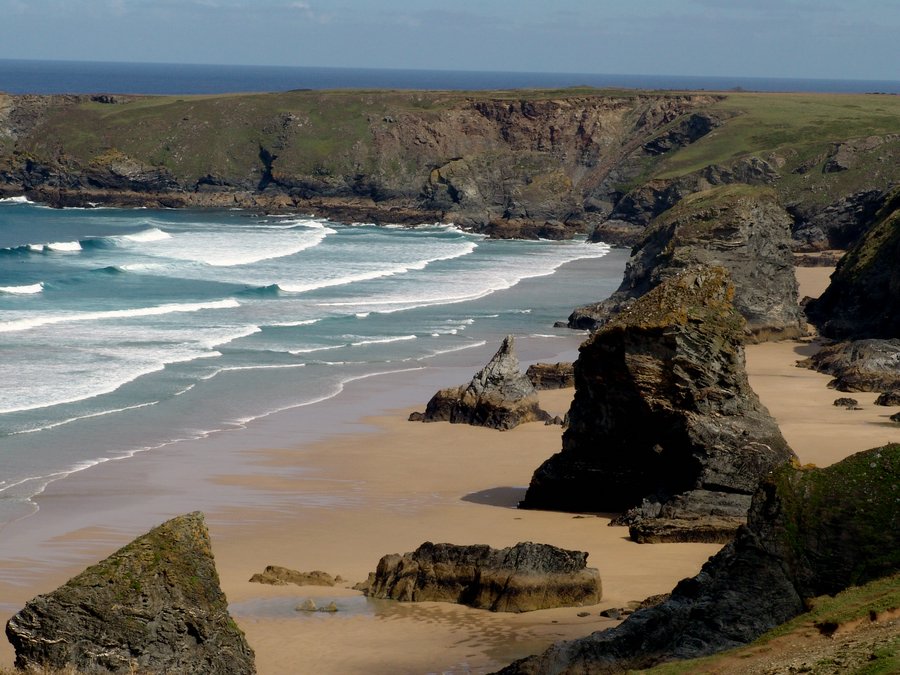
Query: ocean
0,197,627,527
1,59,898,95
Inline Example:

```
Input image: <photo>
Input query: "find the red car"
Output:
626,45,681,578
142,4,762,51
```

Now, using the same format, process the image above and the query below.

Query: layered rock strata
568,186,805,341
359,541,601,612
409,335,550,429
497,444,900,674
525,362,575,390
5,512,255,674
522,267,795,542
249,566,342,587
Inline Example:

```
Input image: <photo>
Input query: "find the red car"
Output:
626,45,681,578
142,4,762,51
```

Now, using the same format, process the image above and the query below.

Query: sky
0,0,897,81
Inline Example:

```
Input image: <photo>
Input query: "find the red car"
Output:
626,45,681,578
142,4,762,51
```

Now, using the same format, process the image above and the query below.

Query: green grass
654,92,900,179
640,572,900,674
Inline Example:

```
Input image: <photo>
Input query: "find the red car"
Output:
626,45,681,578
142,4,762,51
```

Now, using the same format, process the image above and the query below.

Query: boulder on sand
358,541,601,612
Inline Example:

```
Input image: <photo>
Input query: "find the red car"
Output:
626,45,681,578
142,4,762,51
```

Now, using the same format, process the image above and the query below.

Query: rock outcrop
498,444,900,674
249,566,342,587
359,541,601,613
568,186,805,341
409,336,551,430
799,339,900,393
805,188,900,339
5,512,255,674
525,362,575,390
521,267,795,542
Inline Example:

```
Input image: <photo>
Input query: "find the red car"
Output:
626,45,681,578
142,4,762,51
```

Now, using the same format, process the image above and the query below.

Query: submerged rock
409,336,551,429
498,444,900,674
5,512,255,674
568,186,805,342
522,267,795,542
360,541,601,612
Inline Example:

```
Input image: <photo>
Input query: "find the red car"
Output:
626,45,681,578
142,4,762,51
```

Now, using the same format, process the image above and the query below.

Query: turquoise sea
0,197,627,526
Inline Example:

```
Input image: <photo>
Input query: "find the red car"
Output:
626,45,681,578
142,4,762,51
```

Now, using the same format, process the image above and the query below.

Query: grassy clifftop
1,88,897,241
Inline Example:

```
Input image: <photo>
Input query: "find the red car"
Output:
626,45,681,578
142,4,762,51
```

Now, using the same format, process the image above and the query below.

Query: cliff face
499,444,900,674
5,512,255,674
521,267,794,541
0,90,719,237
568,185,804,340
806,188,900,339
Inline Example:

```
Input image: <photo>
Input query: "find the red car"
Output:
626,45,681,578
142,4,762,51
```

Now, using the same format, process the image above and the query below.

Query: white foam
122,227,172,243
144,223,334,267
288,345,340,355
45,241,82,252
350,335,417,347
0,282,43,295
268,319,320,328
0,195,32,204
0,298,240,334
278,241,477,293
9,400,161,436
420,340,488,359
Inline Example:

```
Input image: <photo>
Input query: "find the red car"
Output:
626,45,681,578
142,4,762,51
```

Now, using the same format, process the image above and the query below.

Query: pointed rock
5,512,255,674
410,336,551,430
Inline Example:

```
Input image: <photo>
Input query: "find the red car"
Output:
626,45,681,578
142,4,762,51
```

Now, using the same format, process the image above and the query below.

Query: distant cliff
1,90,897,243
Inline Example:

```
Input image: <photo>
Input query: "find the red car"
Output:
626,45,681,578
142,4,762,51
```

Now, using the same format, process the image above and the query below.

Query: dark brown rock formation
497,444,900,674
249,566,342,587
359,541,601,612
568,186,805,341
409,336,551,429
522,267,795,542
799,339,900,392
525,362,575,389
875,390,900,406
5,512,255,674
806,188,900,339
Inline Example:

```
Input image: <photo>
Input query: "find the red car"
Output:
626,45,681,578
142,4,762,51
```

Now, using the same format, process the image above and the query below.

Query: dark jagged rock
790,188,888,251
525,362,575,390
249,566,342,587
806,188,900,339
567,186,805,341
5,512,255,674
497,444,900,674
875,390,900,406
359,541,601,613
522,267,795,542
799,339,900,392
833,397,859,408
409,336,551,429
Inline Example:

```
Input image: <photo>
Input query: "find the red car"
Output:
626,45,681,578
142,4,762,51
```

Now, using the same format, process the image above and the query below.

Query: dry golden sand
1,265,897,674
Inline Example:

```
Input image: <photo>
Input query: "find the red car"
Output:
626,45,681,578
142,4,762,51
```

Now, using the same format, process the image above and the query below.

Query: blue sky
1,0,897,80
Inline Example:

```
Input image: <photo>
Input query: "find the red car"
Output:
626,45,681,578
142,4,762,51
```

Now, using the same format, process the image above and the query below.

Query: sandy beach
1,264,898,674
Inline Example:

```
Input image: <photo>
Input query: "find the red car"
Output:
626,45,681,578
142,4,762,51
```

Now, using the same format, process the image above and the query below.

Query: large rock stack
569,185,805,342
521,266,795,542
6,512,256,674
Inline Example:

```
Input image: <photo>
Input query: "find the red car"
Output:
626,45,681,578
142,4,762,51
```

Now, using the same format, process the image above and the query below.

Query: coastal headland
1,86,899,673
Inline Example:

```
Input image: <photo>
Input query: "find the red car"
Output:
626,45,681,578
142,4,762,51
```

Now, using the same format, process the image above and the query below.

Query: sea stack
522,266,795,542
